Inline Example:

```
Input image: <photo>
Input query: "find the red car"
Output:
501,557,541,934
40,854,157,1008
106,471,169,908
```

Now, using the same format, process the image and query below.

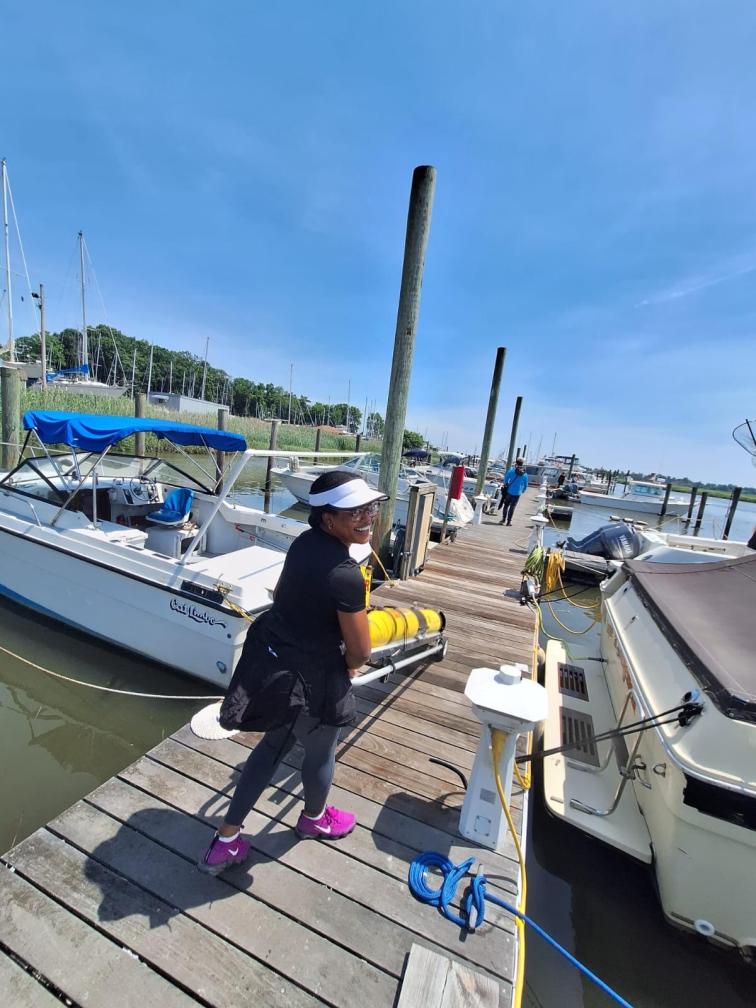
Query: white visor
308,477,388,509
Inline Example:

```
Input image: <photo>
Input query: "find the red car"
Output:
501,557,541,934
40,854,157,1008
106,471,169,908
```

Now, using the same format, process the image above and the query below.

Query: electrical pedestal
459,663,548,853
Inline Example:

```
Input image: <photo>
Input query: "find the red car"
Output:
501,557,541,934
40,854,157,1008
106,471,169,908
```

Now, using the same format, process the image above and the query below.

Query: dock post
722,487,742,540
1,366,22,470
660,482,672,517
373,165,436,563
215,407,227,490
522,443,527,461
355,433,362,453
504,394,523,474
567,453,576,479
134,393,146,457
685,484,698,524
692,492,708,536
315,426,322,454
474,346,507,496
263,419,280,513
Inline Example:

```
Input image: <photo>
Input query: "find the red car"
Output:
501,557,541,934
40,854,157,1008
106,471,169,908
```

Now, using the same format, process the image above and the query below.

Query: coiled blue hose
408,852,634,1008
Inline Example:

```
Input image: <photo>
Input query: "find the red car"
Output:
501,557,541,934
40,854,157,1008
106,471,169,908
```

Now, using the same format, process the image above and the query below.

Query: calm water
1,463,754,1005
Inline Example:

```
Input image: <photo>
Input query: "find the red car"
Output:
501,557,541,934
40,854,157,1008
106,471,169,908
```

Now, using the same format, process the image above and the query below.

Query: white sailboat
44,232,126,397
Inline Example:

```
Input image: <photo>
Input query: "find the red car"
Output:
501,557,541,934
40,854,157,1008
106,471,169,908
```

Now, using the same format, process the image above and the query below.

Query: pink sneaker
198,832,251,875
295,805,356,841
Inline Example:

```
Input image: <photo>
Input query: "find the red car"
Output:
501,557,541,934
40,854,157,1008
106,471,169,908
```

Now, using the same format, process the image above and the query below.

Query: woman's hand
337,609,372,673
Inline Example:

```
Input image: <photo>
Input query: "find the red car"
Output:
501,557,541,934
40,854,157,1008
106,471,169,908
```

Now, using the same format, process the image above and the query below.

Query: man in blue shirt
498,458,529,526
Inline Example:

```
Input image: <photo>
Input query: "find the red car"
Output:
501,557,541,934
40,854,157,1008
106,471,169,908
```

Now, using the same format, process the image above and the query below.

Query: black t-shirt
266,526,365,657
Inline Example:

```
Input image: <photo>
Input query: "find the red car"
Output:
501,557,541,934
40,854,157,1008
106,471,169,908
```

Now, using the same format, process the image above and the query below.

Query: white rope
0,642,222,701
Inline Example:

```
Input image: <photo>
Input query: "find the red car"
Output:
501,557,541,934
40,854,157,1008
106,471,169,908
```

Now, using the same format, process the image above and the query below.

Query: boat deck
1,492,540,1007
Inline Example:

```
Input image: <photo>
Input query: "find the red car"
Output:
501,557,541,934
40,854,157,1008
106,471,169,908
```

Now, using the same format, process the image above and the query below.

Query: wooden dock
1,491,539,1008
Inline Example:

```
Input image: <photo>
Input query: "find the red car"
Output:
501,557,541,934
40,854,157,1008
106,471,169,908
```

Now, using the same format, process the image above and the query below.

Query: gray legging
226,711,341,825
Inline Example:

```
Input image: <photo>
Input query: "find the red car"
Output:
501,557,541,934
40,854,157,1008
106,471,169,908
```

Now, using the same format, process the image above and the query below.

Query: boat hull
578,490,688,515
0,525,248,687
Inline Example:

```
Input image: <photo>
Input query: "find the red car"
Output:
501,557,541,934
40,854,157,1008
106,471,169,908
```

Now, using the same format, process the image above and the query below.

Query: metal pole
146,346,153,397
1,367,21,469
373,165,436,560
79,231,88,373
346,378,351,433
134,393,146,457
693,492,708,536
263,419,280,513
722,487,742,540
288,362,293,424
38,284,47,389
200,337,209,400
504,394,522,474
215,408,227,490
659,482,672,517
474,346,507,496
2,161,14,362
685,484,698,524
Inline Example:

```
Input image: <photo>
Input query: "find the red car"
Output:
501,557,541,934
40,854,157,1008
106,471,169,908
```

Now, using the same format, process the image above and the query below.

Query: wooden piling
134,393,146,457
692,492,708,536
0,366,21,470
659,482,672,517
474,347,507,497
315,426,322,454
685,484,698,524
567,453,576,479
722,487,742,541
263,419,280,514
215,408,227,491
374,165,436,561
504,394,522,474
355,433,362,453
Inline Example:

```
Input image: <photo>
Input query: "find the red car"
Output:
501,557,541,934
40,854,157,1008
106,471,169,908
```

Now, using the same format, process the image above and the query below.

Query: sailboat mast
78,231,88,373
200,337,209,400
2,160,14,361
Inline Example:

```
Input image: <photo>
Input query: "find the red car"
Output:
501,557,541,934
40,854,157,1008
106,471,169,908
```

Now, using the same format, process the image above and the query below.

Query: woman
199,470,386,874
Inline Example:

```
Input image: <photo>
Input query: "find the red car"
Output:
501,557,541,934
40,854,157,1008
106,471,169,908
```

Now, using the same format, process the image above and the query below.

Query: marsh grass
18,388,381,456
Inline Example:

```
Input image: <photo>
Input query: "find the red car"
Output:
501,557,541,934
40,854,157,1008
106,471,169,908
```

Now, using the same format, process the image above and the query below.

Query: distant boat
43,232,126,398
579,479,688,516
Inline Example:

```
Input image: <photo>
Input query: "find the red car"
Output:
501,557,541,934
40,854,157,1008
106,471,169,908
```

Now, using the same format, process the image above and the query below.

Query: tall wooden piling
659,482,672,517
567,453,576,479
1,366,21,470
355,433,362,453
315,426,323,454
263,419,280,513
722,487,742,540
134,393,146,457
215,408,227,490
374,165,436,561
693,492,708,536
504,394,523,474
474,347,507,496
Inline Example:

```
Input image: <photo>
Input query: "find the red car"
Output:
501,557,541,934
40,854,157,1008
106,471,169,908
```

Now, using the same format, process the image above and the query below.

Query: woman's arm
337,609,372,677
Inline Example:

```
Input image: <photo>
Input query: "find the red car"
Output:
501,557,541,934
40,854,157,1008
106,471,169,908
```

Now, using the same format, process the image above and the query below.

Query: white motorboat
543,541,756,957
0,410,349,688
273,452,475,530
578,479,689,515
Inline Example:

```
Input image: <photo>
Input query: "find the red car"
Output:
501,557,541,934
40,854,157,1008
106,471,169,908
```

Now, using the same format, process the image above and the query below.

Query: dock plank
0,867,199,1007
0,953,60,1008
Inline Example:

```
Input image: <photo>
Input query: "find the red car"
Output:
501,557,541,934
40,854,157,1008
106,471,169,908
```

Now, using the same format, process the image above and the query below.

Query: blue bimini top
23,410,247,454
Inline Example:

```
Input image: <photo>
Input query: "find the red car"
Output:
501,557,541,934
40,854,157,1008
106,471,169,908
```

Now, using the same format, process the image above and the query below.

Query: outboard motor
563,522,642,561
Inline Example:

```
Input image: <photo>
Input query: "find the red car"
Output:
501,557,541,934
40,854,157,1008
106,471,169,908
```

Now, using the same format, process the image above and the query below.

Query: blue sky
3,3,756,483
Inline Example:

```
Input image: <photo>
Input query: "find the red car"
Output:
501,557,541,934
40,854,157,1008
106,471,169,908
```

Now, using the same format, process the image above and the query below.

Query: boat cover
625,552,756,722
23,410,246,453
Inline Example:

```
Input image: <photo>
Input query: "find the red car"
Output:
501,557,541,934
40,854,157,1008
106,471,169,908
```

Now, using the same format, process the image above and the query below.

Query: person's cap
309,477,389,509
515,458,525,466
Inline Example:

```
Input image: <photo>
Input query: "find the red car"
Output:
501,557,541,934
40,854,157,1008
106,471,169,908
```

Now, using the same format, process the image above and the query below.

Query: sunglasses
331,502,381,520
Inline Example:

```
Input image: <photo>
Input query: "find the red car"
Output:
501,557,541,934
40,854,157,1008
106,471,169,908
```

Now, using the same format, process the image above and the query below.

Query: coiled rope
408,852,633,1008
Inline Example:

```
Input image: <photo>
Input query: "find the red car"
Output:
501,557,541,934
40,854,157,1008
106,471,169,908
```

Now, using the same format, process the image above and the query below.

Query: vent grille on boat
558,662,589,700
560,708,600,766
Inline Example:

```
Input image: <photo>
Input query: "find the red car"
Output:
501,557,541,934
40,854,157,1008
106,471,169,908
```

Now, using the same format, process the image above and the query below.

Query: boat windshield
628,482,663,497
2,452,215,503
